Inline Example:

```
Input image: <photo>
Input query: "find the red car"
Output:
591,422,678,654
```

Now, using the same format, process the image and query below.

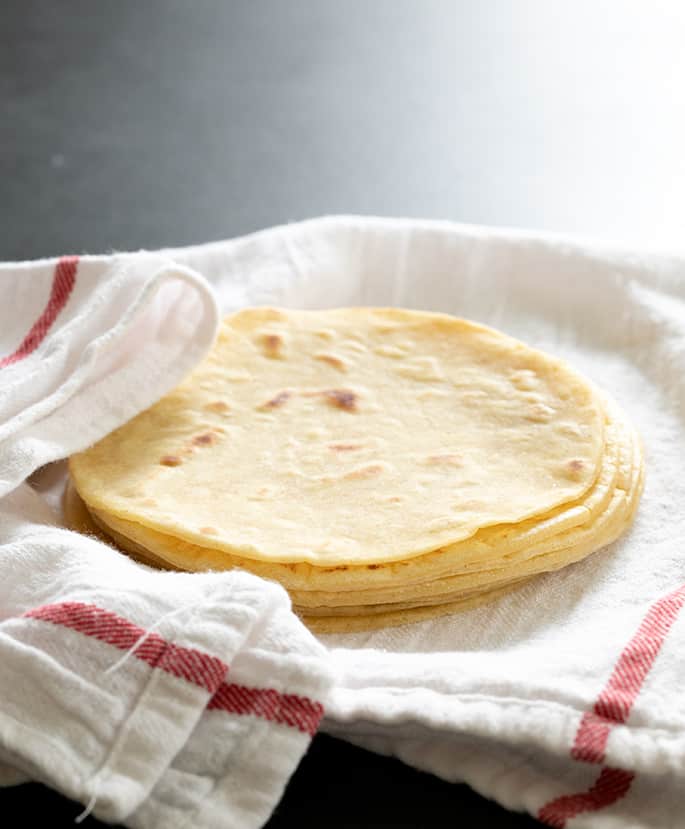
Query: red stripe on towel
24,601,227,693
538,767,635,828
0,255,78,368
537,584,685,826
23,601,325,737
208,680,325,736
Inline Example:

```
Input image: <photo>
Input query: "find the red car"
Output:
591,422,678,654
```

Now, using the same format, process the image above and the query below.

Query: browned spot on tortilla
345,463,385,480
322,389,358,412
424,453,464,466
160,455,182,467
367,564,380,570
260,333,284,358
200,526,218,535
314,352,348,372
204,401,230,413
259,390,292,410
565,458,586,479
328,443,363,452
192,432,218,446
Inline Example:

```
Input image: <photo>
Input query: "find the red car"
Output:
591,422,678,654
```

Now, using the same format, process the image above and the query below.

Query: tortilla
73,396,627,594
64,307,644,633
299,580,535,633
299,448,644,631
290,411,641,607
69,308,605,566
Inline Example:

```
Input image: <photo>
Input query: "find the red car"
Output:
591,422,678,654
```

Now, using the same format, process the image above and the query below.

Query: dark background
3,0,684,262
2,1,682,826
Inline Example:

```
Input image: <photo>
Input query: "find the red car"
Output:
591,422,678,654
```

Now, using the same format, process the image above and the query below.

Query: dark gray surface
3,0,684,261
2,1,681,826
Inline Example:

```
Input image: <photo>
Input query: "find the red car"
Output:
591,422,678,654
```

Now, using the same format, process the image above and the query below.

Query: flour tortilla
60,481,537,633
63,393,643,633
69,308,605,566
290,413,641,607
299,445,644,631
296,445,643,612
65,401,642,616
299,580,535,634
72,397,624,593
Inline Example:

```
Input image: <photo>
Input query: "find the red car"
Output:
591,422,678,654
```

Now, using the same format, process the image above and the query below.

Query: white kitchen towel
162,215,684,829
0,251,218,497
3,215,685,828
0,250,332,828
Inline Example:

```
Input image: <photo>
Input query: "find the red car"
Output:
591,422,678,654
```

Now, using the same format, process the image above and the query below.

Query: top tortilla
69,307,604,565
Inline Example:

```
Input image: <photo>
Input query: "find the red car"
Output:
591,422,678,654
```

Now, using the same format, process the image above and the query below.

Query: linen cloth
166,216,684,829
3,215,685,828
0,251,332,828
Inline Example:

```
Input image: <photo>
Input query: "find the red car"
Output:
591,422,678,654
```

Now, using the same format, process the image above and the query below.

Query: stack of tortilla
66,307,644,632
